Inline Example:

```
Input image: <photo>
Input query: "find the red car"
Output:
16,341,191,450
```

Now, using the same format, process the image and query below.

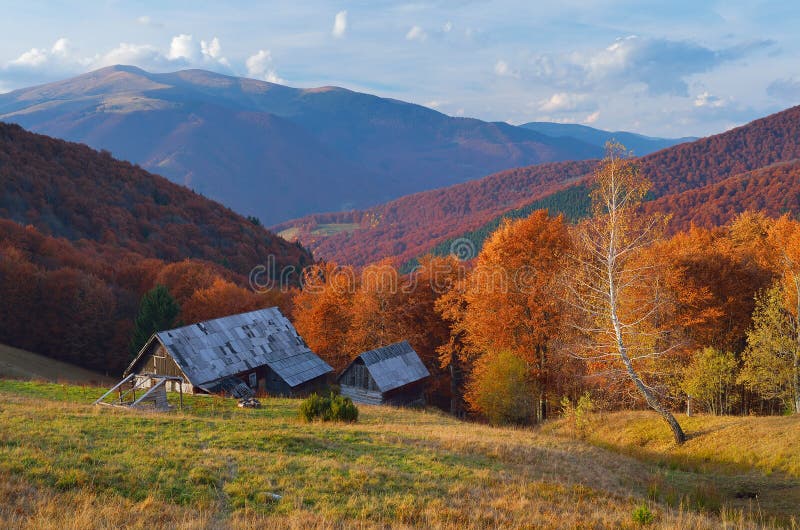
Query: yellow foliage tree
465,350,535,425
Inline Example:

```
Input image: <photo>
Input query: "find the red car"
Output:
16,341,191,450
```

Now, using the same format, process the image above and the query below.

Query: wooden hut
337,341,429,406
122,307,333,399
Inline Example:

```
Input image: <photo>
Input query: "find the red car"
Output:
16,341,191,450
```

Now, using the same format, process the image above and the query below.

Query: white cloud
583,111,600,124
525,36,773,97
694,91,727,108
405,25,427,42
537,92,595,112
246,49,284,83
201,37,221,59
200,37,229,66
332,10,347,38
168,34,198,61
442,21,453,33
494,59,519,78
162,34,229,66
51,38,70,57
94,43,164,68
10,47,48,67
3,34,231,85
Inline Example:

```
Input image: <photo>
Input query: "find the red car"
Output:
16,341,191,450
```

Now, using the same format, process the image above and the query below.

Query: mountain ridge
0,65,608,224
520,121,695,155
0,120,311,274
277,104,800,266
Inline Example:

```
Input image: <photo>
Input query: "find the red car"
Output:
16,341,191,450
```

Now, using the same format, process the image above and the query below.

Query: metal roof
342,341,429,393
152,307,332,388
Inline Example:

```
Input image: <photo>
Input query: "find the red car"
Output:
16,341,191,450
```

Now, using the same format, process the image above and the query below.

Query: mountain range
0,65,689,225
277,105,800,266
520,122,697,156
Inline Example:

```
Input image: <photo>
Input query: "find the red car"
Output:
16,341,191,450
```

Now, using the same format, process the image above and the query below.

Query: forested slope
0,122,311,373
281,105,800,266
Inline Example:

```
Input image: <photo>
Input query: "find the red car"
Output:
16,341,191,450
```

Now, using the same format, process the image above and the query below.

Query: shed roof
341,341,429,393
128,307,332,388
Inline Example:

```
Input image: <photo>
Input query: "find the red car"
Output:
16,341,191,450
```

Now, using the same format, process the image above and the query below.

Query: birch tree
568,142,687,444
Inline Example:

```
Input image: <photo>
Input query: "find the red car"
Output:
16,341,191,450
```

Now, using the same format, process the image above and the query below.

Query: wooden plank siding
339,357,426,406
131,343,195,394
133,344,184,378
340,384,384,405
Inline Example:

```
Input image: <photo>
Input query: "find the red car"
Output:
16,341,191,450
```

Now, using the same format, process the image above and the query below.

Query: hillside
0,121,311,273
0,122,311,373
1,380,797,529
0,65,604,224
0,344,113,385
274,160,596,266
279,105,800,266
644,160,800,230
520,122,695,156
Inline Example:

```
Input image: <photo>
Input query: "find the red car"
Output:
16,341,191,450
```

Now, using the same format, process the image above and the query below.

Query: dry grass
0,381,796,529
546,410,800,524
582,411,800,477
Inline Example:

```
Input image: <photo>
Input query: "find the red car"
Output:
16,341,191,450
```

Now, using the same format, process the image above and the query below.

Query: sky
1,0,798,137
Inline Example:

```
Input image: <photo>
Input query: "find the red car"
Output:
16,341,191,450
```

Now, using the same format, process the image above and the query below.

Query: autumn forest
2,116,800,440
291,146,800,441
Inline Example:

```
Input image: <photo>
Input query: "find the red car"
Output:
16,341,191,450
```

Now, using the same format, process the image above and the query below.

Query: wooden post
179,381,183,410
93,373,136,405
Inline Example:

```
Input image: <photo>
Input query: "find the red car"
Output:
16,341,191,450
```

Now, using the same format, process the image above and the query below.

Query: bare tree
567,142,687,444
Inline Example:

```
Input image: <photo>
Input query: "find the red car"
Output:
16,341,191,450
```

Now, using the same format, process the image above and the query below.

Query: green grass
0,380,796,529
278,223,361,241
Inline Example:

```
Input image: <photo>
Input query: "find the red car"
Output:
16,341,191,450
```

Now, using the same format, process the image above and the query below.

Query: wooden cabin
337,341,429,406
124,307,333,398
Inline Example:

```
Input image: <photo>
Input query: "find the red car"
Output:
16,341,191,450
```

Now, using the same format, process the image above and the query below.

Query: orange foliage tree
292,263,358,371
448,210,574,422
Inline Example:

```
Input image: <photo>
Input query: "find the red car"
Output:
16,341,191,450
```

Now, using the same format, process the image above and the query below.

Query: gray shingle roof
345,341,429,393
154,307,332,388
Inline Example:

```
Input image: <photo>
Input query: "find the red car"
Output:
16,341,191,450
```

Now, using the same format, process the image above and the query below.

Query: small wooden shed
337,341,429,406
123,307,333,398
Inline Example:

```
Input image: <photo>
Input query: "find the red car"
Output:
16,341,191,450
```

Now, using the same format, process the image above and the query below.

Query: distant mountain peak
0,66,605,224
520,121,695,156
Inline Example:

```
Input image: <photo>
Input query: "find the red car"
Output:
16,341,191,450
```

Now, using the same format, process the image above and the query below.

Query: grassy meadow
0,380,798,529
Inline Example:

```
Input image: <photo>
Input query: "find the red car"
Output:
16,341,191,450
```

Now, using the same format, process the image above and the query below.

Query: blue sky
1,0,798,137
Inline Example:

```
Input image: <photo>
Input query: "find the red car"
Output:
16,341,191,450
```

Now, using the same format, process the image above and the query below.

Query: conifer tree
130,285,180,357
